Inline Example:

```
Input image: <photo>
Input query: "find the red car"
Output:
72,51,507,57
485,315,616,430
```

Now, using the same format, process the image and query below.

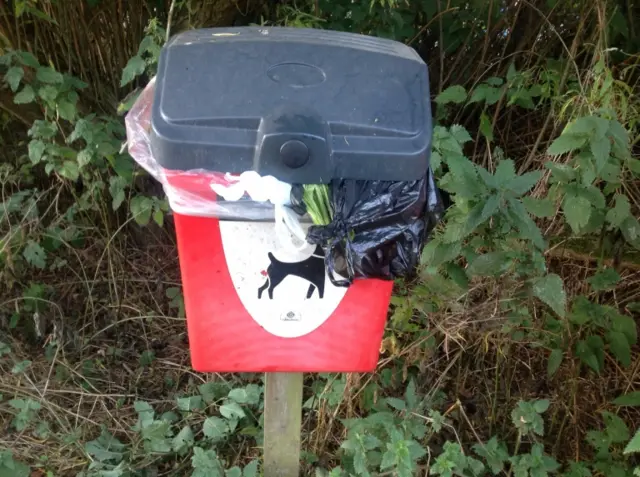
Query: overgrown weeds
1,0,640,476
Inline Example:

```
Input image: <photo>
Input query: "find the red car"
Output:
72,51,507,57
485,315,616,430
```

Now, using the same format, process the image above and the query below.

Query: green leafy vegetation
1,0,639,476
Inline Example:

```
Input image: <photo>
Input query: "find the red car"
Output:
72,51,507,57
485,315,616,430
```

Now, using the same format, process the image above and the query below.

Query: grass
1,220,638,474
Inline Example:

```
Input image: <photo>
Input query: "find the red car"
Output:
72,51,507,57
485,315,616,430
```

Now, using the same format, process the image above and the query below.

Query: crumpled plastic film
124,78,277,220
306,169,445,285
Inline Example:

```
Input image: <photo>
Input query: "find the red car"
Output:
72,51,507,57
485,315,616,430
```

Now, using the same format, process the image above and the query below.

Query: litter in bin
125,78,442,286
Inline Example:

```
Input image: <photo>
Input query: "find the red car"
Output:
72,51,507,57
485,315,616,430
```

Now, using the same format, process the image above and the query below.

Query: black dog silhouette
257,245,326,300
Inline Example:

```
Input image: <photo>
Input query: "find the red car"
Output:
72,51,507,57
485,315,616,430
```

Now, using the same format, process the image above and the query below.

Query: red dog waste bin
125,27,433,372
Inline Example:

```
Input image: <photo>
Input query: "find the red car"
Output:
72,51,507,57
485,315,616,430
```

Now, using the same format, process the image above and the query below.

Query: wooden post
263,372,304,477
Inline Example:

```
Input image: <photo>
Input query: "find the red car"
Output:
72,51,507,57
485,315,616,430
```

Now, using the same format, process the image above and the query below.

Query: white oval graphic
219,221,347,338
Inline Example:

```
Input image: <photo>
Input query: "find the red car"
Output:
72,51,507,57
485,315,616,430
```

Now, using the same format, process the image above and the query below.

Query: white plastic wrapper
124,78,281,221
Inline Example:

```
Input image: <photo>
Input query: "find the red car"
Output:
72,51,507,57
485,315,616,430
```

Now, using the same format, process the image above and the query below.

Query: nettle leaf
602,411,630,443
36,67,64,84
522,197,555,218
547,133,587,155
576,338,603,373
588,268,621,291
108,176,126,211
470,84,502,105
590,135,611,164
4,66,24,92
473,436,509,475
611,313,637,345
191,447,224,477
59,161,80,181
479,112,494,142
467,252,512,277
504,197,545,250
435,85,467,105
120,56,146,87
614,392,640,407
450,125,473,144
563,194,591,233
23,240,46,269
57,97,77,121
85,429,126,463
606,195,631,228
547,348,563,378
607,331,632,367
14,85,36,104
624,430,640,455
505,171,543,196
620,216,640,250
38,85,59,103
545,162,576,182
532,274,566,317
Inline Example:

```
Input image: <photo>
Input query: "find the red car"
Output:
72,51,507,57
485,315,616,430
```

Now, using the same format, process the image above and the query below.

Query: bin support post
264,372,304,477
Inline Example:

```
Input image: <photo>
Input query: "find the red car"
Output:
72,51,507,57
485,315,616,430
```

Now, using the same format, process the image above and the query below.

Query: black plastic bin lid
151,27,432,184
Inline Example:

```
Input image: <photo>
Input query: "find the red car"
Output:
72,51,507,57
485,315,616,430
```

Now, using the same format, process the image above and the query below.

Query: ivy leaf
226,467,242,477
23,240,46,269
242,460,259,477
563,194,591,233
435,85,467,105
130,196,153,226
36,67,63,84
203,417,228,440
614,392,640,407
4,66,24,92
624,430,640,455
171,425,194,454
522,197,555,218
532,274,566,317
547,348,563,378
588,268,620,291
177,396,203,412
59,161,80,181
11,360,32,374
120,56,146,87
547,134,587,155
219,401,245,420
607,331,631,367
14,85,36,104
467,252,512,277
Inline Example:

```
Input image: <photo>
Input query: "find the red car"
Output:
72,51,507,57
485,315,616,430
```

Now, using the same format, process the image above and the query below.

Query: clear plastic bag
125,78,278,221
